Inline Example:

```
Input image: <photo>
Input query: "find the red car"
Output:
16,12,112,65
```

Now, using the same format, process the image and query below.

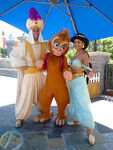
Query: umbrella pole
64,0,78,34
44,6,52,27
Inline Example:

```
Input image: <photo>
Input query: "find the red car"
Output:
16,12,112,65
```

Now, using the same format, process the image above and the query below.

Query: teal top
69,59,92,71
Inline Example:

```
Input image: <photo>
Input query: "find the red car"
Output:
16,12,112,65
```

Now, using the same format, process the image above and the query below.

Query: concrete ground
0,76,113,150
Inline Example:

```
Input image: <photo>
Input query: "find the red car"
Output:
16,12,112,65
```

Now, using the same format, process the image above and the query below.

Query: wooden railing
87,72,100,99
88,72,100,83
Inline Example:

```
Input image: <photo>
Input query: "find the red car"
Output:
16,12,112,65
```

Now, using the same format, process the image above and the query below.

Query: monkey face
51,36,69,56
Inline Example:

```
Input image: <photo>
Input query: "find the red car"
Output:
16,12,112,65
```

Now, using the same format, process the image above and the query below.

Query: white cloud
0,20,25,38
0,20,27,47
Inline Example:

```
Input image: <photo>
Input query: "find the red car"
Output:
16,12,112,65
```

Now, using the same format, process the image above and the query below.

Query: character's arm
10,42,27,70
63,56,72,80
82,53,96,78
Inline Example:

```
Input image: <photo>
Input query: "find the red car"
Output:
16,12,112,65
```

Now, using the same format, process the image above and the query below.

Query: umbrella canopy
0,0,113,41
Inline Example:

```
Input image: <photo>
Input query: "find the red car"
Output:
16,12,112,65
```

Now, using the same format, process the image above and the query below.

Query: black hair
71,33,89,50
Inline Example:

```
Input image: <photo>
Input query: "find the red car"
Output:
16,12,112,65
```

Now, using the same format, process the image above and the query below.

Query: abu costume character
34,30,72,126
10,8,47,128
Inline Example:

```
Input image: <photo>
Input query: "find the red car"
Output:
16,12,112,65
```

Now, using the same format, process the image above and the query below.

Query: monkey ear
48,40,51,51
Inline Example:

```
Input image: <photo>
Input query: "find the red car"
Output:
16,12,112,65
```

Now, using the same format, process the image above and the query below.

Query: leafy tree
0,47,7,57
65,49,76,61
87,37,113,59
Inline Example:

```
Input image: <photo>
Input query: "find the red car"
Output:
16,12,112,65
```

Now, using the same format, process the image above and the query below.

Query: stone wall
6,36,26,58
6,40,16,58
0,58,12,68
0,51,112,91
88,51,112,94
0,58,17,77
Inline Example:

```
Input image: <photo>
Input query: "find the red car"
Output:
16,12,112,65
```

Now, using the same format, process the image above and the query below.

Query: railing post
105,64,108,90
112,65,113,90
105,63,113,91
108,64,111,89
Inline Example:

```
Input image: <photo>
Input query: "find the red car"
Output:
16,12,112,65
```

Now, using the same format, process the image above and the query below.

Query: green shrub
65,49,76,61
0,53,2,57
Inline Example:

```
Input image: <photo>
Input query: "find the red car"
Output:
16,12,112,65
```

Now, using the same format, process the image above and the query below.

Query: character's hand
63,71,72,80
35,60,44,69
87,70,96,78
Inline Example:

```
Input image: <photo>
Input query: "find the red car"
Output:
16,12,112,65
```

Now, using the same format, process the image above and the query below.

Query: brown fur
38,30,71,120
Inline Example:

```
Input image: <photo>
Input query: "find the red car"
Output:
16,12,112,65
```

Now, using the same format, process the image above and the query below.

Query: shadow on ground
0,104,113,137
0,103,113,150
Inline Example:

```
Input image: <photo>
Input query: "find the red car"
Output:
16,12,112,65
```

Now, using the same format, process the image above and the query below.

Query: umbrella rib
67,4,90,7
24,0,50,4
44,5,52,27
64,0,78,34
0,0,24,17
25,0,91,7
83,0,113,24
56,3,91,7
55,5,70,17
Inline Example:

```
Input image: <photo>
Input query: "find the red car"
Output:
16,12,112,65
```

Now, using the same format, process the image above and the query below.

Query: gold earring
82,45,85,48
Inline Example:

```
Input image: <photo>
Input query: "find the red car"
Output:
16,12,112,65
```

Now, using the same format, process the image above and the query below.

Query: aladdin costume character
34,30,72,126
10,8,47,128
68,33,95,145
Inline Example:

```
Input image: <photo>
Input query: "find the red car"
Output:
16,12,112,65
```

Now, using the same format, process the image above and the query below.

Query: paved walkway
0,76,113,150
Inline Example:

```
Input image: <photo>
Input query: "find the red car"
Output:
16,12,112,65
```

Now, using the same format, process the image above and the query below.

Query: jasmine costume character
68,33,96,145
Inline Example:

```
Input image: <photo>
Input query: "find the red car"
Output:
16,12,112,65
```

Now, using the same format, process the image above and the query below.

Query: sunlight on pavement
91,100,113,130
0,75,57,107
0,76,17,107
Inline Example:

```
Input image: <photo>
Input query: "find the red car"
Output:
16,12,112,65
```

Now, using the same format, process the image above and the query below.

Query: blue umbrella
0,0,113,41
